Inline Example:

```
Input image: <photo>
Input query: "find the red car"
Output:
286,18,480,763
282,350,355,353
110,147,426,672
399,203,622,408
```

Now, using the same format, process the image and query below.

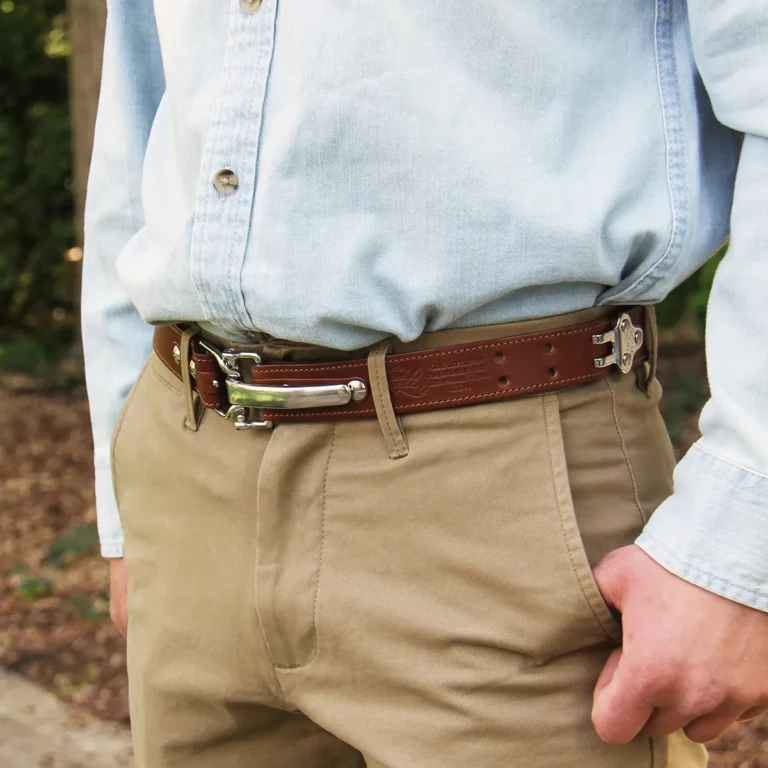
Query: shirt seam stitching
692,442,768,481
602,0,688,302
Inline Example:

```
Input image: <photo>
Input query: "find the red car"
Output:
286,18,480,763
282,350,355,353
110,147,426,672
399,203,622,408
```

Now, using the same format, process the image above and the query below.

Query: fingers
641,708,688,739
642,704,737,742
600,683,759,745
108,557,129,638
642,700,768,742
684,702,753,743
592,649,655,745
738,705,768,722
110,603,128,638
591,544,768,748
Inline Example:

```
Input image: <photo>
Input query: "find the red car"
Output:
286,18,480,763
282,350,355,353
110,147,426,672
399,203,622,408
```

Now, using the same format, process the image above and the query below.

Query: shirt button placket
192,0,276,328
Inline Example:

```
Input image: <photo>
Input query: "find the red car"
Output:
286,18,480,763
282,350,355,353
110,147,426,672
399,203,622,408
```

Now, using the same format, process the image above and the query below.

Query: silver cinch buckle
197,340,368,431
592,313,644,374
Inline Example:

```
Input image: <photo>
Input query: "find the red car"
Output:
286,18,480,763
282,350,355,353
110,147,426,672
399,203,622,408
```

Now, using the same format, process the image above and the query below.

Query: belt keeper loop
642,305,659,397
180,327,203,431
367,340,409,460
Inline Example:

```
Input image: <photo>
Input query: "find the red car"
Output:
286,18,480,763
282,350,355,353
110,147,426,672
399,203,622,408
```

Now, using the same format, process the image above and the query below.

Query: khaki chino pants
112,308,707,768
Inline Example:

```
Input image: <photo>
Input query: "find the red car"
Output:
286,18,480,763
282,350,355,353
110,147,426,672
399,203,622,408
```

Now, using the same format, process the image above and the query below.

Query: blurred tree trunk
68,0,107,251
68,0,106,367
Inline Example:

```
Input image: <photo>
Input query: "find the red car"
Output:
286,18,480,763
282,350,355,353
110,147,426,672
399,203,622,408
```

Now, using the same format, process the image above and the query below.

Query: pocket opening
542,393,623,643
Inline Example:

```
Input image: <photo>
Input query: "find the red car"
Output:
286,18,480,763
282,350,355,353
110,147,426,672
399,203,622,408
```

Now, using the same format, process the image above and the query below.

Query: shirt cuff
94,453,125,559
635,443,768,612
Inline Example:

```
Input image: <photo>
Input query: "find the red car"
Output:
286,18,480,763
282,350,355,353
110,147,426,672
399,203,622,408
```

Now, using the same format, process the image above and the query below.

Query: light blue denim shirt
82,0,768,610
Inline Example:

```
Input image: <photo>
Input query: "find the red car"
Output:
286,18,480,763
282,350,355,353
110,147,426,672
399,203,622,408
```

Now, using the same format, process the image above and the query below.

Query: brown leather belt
153,308,648,430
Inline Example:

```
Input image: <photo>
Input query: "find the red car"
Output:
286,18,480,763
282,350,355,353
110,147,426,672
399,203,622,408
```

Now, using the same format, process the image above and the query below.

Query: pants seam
606,377,647,525
111,356,152,510
274,422,336,672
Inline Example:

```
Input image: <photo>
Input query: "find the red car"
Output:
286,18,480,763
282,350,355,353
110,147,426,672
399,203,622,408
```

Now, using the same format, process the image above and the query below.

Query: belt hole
544,343,554,354
548,368,557,377
494,351,505,363
498,375,510,388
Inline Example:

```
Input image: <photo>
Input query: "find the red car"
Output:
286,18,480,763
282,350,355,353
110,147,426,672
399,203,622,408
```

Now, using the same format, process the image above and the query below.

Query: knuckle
678,682,729,717
731,688,767,713
635,660,730,715
634,660,679,699
730,689,756,711
696,681,728,710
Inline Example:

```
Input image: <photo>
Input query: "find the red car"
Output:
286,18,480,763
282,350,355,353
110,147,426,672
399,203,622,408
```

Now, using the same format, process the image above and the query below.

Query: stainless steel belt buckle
198,339,368,430
197,340,274,430
592,312,644,374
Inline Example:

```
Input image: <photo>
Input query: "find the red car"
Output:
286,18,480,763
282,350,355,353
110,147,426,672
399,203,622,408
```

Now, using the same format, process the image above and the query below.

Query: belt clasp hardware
197,339,368,430
197,340,275,430
226,379,367,411
592,312,644,374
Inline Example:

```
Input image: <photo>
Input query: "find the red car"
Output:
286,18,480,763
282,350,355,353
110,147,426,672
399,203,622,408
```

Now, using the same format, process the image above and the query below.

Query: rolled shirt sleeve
636,0,768,610
81,1,164,557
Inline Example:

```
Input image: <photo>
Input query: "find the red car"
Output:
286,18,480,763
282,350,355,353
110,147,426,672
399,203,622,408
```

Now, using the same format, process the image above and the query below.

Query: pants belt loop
180,326,203,431
367,340,409,460
642,305,659,397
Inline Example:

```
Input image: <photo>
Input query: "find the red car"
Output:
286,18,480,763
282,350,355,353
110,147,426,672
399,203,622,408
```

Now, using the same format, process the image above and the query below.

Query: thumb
592,647,654,745
592,546,632,613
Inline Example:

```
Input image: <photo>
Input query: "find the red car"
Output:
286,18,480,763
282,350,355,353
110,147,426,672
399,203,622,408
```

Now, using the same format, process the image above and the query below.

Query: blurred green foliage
69,591,110,620
15,573,55,601
661,371,709,443
44,522,99,566
655,245,727,331
0,0,76,370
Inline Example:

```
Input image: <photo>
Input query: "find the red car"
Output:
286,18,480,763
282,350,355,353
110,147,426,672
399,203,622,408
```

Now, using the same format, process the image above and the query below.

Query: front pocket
542,393,623,644
110,352,186,517
110,355,154,510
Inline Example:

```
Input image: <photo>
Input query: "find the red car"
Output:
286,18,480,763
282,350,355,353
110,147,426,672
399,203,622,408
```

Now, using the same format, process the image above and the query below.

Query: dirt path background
0,349,766,766
0,666,132,768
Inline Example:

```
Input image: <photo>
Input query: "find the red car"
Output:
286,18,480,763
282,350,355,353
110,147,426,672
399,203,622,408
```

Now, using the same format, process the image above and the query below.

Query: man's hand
592,545,768,745
109,558,129,638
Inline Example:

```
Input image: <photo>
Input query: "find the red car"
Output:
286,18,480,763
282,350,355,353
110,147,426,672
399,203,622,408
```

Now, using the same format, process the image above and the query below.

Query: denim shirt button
213,169,239,196
239,0,263,13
